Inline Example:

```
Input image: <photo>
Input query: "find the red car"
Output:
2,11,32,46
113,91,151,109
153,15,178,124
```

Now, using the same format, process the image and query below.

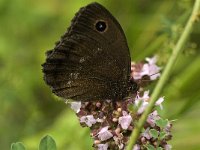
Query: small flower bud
115,127,121,134
112,118,118,122
94,140,101,144
117,107,122,112
141,137,146,144
96,102,101,107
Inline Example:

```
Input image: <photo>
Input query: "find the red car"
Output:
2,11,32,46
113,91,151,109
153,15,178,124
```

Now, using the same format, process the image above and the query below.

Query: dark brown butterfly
42,2,138,101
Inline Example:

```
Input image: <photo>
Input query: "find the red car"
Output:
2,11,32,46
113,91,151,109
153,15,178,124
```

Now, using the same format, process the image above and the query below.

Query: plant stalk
126,0,200,149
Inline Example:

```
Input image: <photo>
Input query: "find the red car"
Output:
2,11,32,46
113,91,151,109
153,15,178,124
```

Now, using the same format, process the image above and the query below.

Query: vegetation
0,0,200,149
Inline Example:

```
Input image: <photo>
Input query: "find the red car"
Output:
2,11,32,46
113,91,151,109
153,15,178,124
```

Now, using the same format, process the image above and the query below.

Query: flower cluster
69,56,173,150
131,56,161,81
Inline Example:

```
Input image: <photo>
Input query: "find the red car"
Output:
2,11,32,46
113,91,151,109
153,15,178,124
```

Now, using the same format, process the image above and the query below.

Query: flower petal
98,143,108,150
80,115,96,127
70,101,81,113
118,111,132,129
132,144,140,150
98,126,113,141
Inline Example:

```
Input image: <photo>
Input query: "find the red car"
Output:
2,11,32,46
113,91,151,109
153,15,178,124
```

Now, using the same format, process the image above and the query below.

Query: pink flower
137,102,148,114
164,144,172,150
131,56,161,81
70,101,81,113
96,118,104,123
135,91,150,102
131,62,143,80
147,110,160,127
155,97,164,109
118,111,132,129
97,143,108,150
113,136,124,149
98,126,113,141
80,115,96,127
132,144,140,150
164,122,172,135
135,91,150,114
113,136,119,143
141,128,151,140
141,56,161,80
146,56,157,65
118,143,124,149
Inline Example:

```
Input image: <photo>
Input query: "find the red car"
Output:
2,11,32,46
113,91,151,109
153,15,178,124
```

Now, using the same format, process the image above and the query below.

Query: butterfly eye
95,21,107,32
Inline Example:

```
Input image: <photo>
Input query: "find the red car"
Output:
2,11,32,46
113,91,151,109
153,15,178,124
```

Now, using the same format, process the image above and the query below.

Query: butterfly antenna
150,72,160,77
139,72,160,82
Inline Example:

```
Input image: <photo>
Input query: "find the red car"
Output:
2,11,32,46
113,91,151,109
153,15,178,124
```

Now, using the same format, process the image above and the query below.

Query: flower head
80,115,96,127
142,56,161,80
141,128,151,140
147,110,160,127
131,56,161,81
135,91,150,114
118,111,132,129
68,56,173,150
98,126,113,141
155,97,165,109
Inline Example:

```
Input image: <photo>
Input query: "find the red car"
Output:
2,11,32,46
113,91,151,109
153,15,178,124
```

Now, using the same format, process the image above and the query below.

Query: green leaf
128,102,141,114
159,131,166,140
141,128,146,132
146,144,155,150
149,129,159,139
128,103,135,112
157,147,163,150
155,118,168,128
11,142,26,150
39,135,57,150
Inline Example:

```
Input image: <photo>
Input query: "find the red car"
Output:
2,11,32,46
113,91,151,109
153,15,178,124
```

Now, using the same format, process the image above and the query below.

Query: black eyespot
95,21,107,32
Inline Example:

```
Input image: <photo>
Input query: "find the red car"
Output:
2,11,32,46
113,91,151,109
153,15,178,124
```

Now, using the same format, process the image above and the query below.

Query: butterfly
42,2,138,101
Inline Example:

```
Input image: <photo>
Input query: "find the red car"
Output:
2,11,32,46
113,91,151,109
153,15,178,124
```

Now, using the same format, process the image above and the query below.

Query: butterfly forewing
42,2,131,101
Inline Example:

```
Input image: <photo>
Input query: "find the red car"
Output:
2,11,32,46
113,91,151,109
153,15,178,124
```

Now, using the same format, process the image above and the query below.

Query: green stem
126,0,200,150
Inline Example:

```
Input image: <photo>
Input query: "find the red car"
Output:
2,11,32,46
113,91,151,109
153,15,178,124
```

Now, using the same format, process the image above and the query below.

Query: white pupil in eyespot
96,21,106,32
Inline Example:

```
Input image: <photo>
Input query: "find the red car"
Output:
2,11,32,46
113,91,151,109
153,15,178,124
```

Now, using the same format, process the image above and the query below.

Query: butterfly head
128,79,139,94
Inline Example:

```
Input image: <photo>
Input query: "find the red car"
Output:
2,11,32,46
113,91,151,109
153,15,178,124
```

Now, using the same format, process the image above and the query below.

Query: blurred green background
0,0,200,149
